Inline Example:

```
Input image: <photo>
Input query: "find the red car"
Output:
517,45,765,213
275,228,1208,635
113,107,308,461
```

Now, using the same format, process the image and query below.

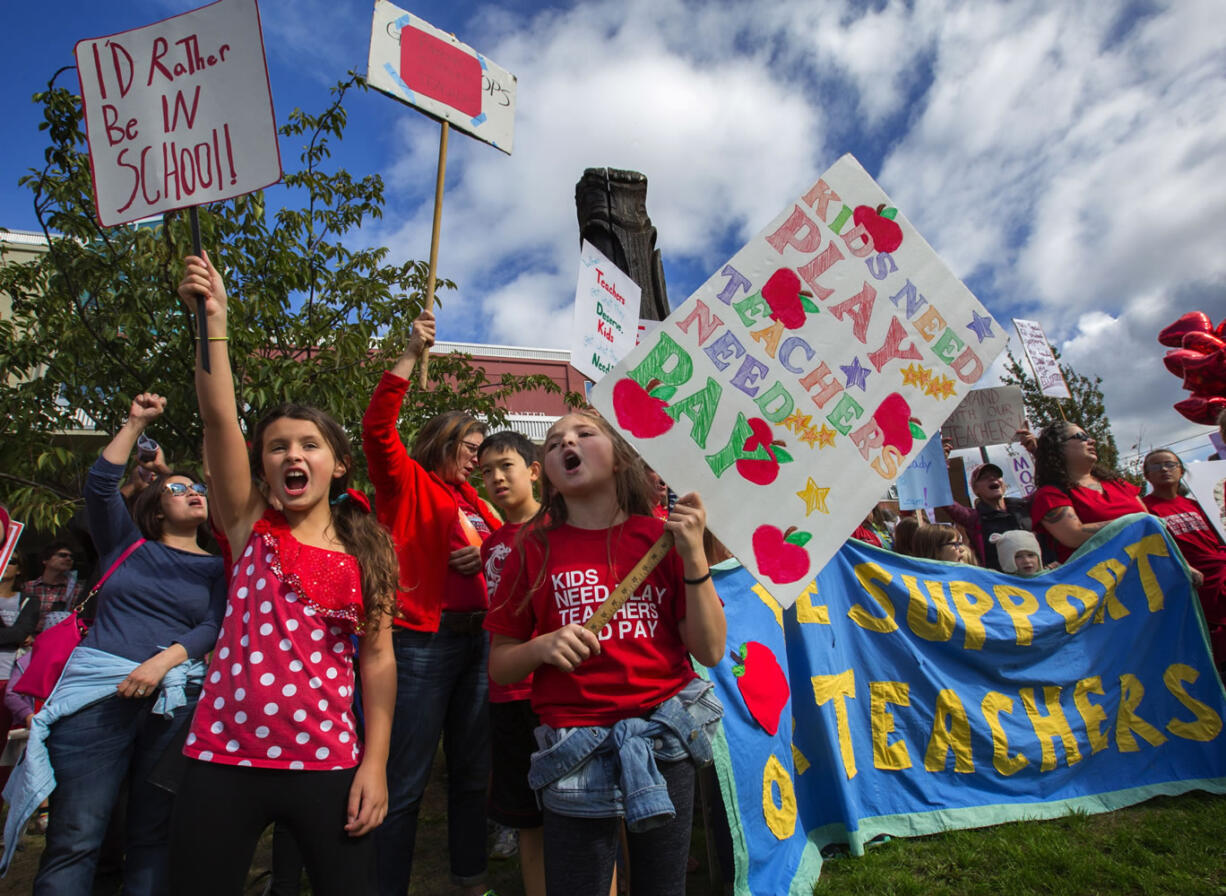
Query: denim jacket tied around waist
526,677,724,832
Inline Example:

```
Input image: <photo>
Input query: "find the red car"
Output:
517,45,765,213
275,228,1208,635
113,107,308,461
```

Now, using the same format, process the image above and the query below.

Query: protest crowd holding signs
2,1,1226,894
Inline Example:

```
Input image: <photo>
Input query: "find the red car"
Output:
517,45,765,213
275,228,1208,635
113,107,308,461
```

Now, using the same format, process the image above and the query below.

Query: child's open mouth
563,450,581,471
284,469,309,496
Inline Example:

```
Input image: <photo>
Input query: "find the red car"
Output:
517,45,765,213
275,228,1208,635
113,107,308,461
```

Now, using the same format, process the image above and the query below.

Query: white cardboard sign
590,154,1009,607
366,1,516,154
1013,319,1072,399
1184,461,1226,545
941,385,1027,449
571,241,642,381
75,0,282,227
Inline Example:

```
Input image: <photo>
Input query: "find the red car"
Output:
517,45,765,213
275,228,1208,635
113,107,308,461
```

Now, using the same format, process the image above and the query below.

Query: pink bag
13,539,145,700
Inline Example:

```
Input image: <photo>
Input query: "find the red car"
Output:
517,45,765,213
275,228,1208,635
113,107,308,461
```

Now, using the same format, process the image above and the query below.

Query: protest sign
942,385,1026,449
589,155,1009,607
74,0,281,227
0,521,24,575
1184,462,1226,544
896,433,954,511
366,1,516,153
1013,319,1071,399
570,241,642,381
708,515,1226,892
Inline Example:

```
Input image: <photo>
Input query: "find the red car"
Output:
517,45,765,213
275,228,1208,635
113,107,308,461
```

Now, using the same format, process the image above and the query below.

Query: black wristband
683,570,712,586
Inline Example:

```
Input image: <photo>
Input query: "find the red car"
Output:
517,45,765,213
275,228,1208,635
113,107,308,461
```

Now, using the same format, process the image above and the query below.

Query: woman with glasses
910,523,980,565
362,310,502,896
15,393,225,895
1029,423,1145,562
1142,449,1225,671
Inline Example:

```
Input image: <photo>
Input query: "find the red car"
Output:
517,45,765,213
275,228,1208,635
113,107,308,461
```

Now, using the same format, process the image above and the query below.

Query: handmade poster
0,520,23,574
708,514,1226,893
74,0,281,227
1013,319,1071,399
366,1,516,154
570,241,642,381
953,442,1038,498
896,433,954,511
590,155,1010,607
1184,461,1226,544
941,385,1026,449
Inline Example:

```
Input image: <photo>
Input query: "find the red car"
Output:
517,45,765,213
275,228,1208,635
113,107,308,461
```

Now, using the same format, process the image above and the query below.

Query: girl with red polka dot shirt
170,254,399,896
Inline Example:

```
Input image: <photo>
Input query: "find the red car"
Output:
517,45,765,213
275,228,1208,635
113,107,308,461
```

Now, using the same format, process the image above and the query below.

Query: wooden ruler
583,531,674,634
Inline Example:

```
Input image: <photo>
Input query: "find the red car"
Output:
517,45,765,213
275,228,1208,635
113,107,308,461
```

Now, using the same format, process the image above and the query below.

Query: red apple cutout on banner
730,641,789,736
852,204,903,253
611,378,675,439
752,525,811,584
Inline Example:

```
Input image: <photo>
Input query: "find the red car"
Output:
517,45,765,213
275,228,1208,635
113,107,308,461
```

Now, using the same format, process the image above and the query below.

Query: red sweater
362,371,502,632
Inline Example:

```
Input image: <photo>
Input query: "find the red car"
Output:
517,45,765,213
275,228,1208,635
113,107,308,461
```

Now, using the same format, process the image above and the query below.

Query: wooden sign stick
583,532,675,634
418,120,449,387
189,207,210,374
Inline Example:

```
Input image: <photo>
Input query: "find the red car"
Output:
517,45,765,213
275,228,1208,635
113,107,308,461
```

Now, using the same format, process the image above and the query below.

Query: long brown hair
911,523,980,566
131,469,211,543
250,405,397,622
410,410,487,476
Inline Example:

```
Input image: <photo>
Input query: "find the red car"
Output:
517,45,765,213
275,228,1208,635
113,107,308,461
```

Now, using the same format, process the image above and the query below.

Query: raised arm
669,493,726,667
179,253,263,545
362,311,435,493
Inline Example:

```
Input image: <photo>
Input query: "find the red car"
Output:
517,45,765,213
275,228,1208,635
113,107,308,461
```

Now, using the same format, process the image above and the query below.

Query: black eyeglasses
164,482,208,497
1147,461,1180,471
1063,432,1092,442
459,440,482,456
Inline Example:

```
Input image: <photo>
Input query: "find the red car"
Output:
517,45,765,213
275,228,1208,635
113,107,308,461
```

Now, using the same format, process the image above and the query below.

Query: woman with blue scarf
2,394,226,895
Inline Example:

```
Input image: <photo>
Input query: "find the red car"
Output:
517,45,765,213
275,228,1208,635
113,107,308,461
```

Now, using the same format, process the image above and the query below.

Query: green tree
1000,347,1125,474
0,72,563,532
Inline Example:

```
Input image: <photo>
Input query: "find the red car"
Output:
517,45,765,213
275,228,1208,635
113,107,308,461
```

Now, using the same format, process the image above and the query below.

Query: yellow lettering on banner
1045,584,1100,635
792,741,811,775
1115,674,1167,752
848,563,898,633
870,681,912,770
924,689,975,773
750,583,785,630
1163,663,1222,742
812,669,858,779
950,581,992,650
994,585,1040,646
1086,558,1130,623
762,755,797,840
902,575,956,642
1123,534,1170,612
981,692,1029,776
1020,686,1082,771
1073,677,1110,754
793,581,830,624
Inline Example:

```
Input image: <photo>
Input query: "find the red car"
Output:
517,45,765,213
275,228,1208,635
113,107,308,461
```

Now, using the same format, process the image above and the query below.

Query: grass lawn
813,791,1226,896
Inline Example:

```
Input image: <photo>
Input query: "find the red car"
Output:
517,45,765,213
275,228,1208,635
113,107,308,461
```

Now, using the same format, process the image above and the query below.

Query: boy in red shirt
477,431,544,896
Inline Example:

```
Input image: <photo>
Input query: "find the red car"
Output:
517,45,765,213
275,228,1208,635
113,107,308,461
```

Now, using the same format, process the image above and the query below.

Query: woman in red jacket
362,310,501,896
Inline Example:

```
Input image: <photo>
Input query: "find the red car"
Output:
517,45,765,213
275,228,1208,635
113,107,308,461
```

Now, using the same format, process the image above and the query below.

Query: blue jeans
375,627,490,894
34,691,196,896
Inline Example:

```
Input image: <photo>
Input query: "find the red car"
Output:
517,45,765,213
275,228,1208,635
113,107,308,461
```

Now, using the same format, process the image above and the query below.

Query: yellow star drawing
924,377,942,398
915,366,933,388
900,363,925,388
939,376,957,399
814,425,837,448
799,426,821,448
796,478,831,516
782,411,813,435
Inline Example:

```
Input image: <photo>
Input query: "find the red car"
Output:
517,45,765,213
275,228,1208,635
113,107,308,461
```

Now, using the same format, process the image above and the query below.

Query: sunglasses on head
1063,431,1092,442
164,482,208,497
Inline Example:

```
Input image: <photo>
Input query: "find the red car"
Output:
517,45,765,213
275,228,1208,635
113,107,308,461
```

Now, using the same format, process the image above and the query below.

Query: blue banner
707,514,1226,894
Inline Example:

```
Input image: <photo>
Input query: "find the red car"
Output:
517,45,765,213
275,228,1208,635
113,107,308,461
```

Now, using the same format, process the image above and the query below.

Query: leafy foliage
1000,347,1124,475
0,72,560,532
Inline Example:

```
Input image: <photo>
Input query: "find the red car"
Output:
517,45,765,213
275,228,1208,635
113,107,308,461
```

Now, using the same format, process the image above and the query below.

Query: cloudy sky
3,0,1224,464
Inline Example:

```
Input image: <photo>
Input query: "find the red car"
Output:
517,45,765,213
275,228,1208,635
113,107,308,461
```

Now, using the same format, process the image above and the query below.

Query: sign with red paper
589,155,1009,607
366,1,517,154
74,0,281,227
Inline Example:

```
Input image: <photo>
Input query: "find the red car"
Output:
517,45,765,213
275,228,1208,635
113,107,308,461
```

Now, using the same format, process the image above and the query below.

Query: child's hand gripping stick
583,532,675,634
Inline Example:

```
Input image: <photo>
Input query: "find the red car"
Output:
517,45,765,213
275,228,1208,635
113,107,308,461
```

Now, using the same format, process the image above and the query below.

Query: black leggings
168,760,374,896
542,759,695,896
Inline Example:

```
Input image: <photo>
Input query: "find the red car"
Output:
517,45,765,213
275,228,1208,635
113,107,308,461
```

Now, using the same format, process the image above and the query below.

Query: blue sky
3,0,1225,467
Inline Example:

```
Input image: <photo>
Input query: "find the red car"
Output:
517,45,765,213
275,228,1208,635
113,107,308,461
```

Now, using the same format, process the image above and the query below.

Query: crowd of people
0,249,1223,895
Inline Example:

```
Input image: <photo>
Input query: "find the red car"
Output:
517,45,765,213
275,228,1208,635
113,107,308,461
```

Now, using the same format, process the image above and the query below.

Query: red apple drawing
1158,311,1213,348
752,524,812,584
871,393,925,456
853,204,903,253
611,378,674,439
735,418,794,485
760,268,819,330
730,641,789,736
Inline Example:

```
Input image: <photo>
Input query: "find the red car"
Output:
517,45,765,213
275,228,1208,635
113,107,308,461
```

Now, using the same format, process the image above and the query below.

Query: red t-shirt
484,515,696,727
1143,493,1226,627
1030,479,1144,561
482,522,532,703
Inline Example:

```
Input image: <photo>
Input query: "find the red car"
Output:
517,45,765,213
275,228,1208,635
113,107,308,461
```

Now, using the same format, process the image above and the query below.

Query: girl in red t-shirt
486,409,726,896
171,254,398,896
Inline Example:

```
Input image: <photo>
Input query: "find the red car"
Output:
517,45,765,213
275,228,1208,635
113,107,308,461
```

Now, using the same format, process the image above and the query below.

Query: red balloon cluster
1159,312,1226,425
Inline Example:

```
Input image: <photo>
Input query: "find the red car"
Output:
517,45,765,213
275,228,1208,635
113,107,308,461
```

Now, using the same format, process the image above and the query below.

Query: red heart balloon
1181,347,1226,373
1183,367,1226,396
1159,311,1213,347
1164,348,1204,377
1174,395,1226,425
1183,331,1226,355
1218,319,1226,340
